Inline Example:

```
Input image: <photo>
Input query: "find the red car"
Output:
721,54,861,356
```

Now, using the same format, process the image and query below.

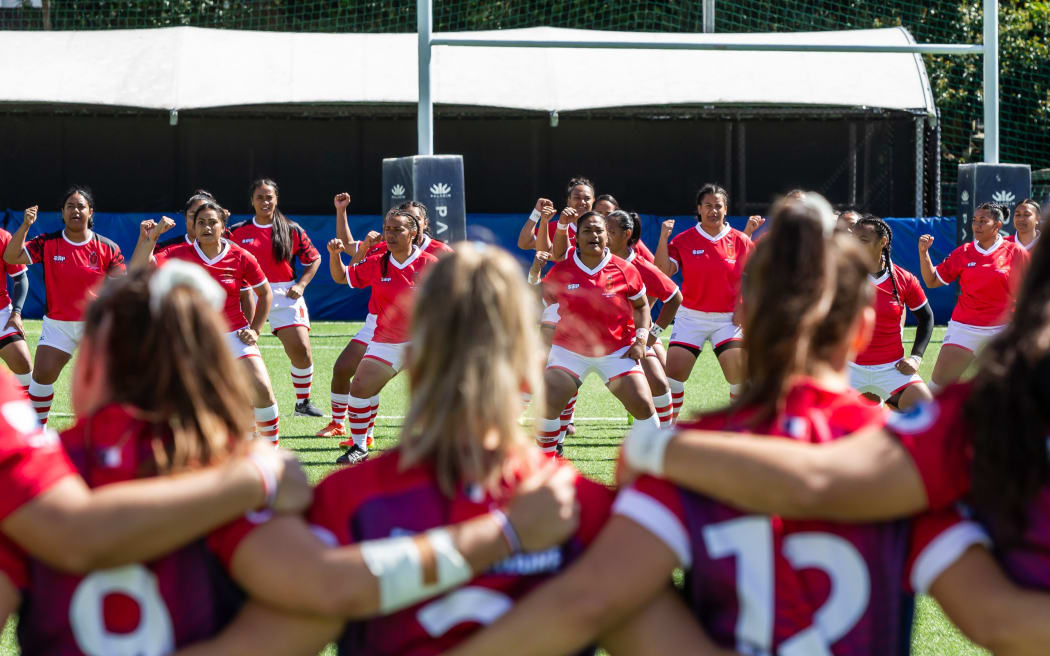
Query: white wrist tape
360,527,473,614
622,423,674,476
528,209,541,224
650,324,664,337
556,222,569,232
635,328,649,342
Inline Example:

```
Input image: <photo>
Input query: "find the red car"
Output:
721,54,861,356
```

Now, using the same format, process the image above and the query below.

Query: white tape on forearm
622,423,674,476
360,528,473,614
528,209,541,224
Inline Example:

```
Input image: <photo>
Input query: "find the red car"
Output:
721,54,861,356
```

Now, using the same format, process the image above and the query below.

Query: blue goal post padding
0,211,959,325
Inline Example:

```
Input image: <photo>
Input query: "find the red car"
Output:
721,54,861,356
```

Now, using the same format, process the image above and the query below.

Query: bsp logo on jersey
241,239,253,245
381,277,392,283
567,283,580,290
967,262,977,268
692,249,705,255
53,255,66,262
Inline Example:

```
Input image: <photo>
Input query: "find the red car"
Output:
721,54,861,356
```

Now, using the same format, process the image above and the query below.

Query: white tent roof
0,26,935,116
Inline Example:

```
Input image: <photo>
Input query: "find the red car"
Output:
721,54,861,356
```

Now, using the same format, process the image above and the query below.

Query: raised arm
517,198,553,251
918,235,943,288
654,219,677,277
621,423,930,521
2,445,310,573
550,208,576,262
4,207,36,266
333,192,356,257
328,239,348,285
129,216,176,270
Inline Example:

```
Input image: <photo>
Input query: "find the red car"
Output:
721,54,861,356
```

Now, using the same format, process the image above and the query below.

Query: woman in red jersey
849,215,934,410
3,186,126,426
447,196,1034,656
614,215,1050,655
605,210,682,428
130,201,282,445
918,202,1029,391
654,183,753,420
178,243,719,656
0,222,32,395
230,179,324,418
327,209,437,464
537,211,657,455
0,265,577,655
518,176,594,259
1007,198,1041,251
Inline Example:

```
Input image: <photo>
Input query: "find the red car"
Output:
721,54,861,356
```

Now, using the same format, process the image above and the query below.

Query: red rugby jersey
155,234,193,259
0,370,75,523
934,237,1029,326
229,219,320,284
25,230,125,321
0,405,247,656
624,250,678,303
1004,232,1040,251
307,450,611,656
155,241,266,330
667,223,753,313
346,247,437,343
618,379,982,655
542,250,646,356
366,235,453,260
0,229,26,308
854,264,928,366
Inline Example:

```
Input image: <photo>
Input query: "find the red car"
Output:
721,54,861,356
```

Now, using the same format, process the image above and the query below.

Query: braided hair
381,209,421,278
856,215,899,303
605,210,643,250
398,200,431,244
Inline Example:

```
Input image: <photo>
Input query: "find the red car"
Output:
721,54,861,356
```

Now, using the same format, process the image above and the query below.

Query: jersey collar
869,268,891,285
974,234,1004,256
1022,231,1040,250
573,248,612,276
193,238,230,265
252,217,272,229
62,229,94,247
388,245,422,270
694,222,731,242
419,234,432,251
624,250,637,264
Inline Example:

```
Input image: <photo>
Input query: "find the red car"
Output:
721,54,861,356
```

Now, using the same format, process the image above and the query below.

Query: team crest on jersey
886,399,939,433
88,251,100,269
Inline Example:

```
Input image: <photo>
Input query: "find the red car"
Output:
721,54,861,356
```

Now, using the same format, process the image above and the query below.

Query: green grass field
0,321,986,655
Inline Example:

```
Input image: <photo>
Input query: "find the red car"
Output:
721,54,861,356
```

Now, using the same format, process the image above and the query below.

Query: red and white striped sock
13,372,31,398
536,417,561,456
254,404,280,444
28,379,53,426
558,393,577,444
365,395,379,441
330,392,349,426
668,378,685,425
652,392,673,428
346,395,372,450
290,365,313,402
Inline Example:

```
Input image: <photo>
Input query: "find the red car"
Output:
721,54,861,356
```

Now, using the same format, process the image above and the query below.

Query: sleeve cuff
628,286,647,301
612,488,691,567
909,300,930,313
910,521,991,593
662,285,680,304
933,267,949,287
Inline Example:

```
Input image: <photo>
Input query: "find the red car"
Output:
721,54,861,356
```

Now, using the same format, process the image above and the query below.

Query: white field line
45,413,629,422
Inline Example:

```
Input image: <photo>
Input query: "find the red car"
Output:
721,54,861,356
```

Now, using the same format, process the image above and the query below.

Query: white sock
652,392,673,428
254,404,280,443
290,364,313,403
13,372,31,395
536,417,561,454
728,383,742,401
28,379,53,425
346,395,372,450
330,392,349,426
634,413,660,430
668,378,686,424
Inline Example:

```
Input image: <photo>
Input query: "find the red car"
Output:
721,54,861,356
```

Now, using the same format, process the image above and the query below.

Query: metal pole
983,0,998,163
914,118,925,217
702,0,715,33
417,0,433,156
429,36,984,55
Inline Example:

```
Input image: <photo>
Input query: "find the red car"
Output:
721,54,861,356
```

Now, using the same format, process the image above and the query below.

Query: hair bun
149,260,226,315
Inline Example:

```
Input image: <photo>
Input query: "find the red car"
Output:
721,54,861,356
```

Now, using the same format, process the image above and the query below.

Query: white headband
148,260,225,315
